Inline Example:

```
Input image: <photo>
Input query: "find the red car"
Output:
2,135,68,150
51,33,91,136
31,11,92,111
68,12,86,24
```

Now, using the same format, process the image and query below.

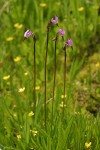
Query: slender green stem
44,29,49,129
33,35,36,118
63,47,66,120
52,36,57,128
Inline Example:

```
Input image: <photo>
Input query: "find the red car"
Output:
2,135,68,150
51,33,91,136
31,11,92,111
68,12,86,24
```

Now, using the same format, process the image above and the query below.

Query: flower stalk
32,35,36,118
63,45,67,120
58,28,66,120
44,21,51,129
24,30,37,118
62,39,73,120
52,35,58,128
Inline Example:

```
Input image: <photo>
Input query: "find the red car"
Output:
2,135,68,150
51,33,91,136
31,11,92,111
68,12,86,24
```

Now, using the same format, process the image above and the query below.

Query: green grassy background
0,0,100,149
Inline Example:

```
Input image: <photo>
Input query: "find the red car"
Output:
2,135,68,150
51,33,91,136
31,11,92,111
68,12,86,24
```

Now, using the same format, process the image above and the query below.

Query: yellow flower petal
3,75,10,80
35,86,40,90
30,129,38,136
28,111,34,117
6,37,14,42
13,105,16,108
14,56,21,62
29,148,34,150
78,7,84,12
13,113,17,117
18,87,25,93
14,23,19,27
17,134,21,140
24,71,29,76
74,111,80,115
14,23,23,29
18,24,23,29
61,94,66,99
85,142,91,148
95,63,100,68
59,101,66,108
39,3,47,7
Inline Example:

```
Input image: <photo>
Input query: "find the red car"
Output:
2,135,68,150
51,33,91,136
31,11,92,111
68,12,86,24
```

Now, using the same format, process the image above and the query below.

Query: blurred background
0,0,100,115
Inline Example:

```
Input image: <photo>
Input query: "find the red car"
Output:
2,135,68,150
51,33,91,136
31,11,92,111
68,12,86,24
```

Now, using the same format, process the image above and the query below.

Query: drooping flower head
65,39,73,47
24,30,33,38
51,16,58,25
58,29,65,36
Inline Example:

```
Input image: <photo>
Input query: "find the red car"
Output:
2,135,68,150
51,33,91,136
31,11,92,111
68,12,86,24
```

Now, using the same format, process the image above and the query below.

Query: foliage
0,0,100,149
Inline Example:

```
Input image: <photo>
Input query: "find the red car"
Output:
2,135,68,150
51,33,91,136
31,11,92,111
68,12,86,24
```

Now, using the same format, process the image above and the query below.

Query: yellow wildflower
30,148,34,150
14,23,23,29
95,63,100,68
3,75,10,80
59,101,66,108
35,86,40,90
13,105,16,108
74,111,80,115
17,24,23,29
30,129,38,136
61,94,66,99
78,7,84,12
14,56,21,62
39,3,47,7
17,134,21,140
85,142,91,148
6,37,14,42
18,87,25,93
24,71,29,76
13,113,17,117
28,111,34,117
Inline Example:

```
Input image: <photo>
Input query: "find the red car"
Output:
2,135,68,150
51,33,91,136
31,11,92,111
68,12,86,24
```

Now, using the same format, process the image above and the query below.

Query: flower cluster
24,16,73,48
50,16,73,48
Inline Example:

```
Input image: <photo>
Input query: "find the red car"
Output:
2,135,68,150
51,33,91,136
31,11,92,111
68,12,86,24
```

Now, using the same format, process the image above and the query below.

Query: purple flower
65,39,73,47
51,16,58,24
58,29,65,36
24,30,33,38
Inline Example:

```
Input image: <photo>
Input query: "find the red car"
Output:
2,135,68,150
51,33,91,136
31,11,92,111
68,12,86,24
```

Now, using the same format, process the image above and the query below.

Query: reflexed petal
51,16,58,24
65,39,73,47
24,30,33,38
58,29,65,36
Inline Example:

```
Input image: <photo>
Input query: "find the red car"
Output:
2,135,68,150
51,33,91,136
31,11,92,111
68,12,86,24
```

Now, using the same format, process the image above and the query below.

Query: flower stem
52,36,57,128
63,46,66,120
33,35,36,118
44,22,50,129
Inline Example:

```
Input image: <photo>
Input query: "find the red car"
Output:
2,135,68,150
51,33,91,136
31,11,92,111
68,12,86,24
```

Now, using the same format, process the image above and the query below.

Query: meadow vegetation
0,0,100,149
